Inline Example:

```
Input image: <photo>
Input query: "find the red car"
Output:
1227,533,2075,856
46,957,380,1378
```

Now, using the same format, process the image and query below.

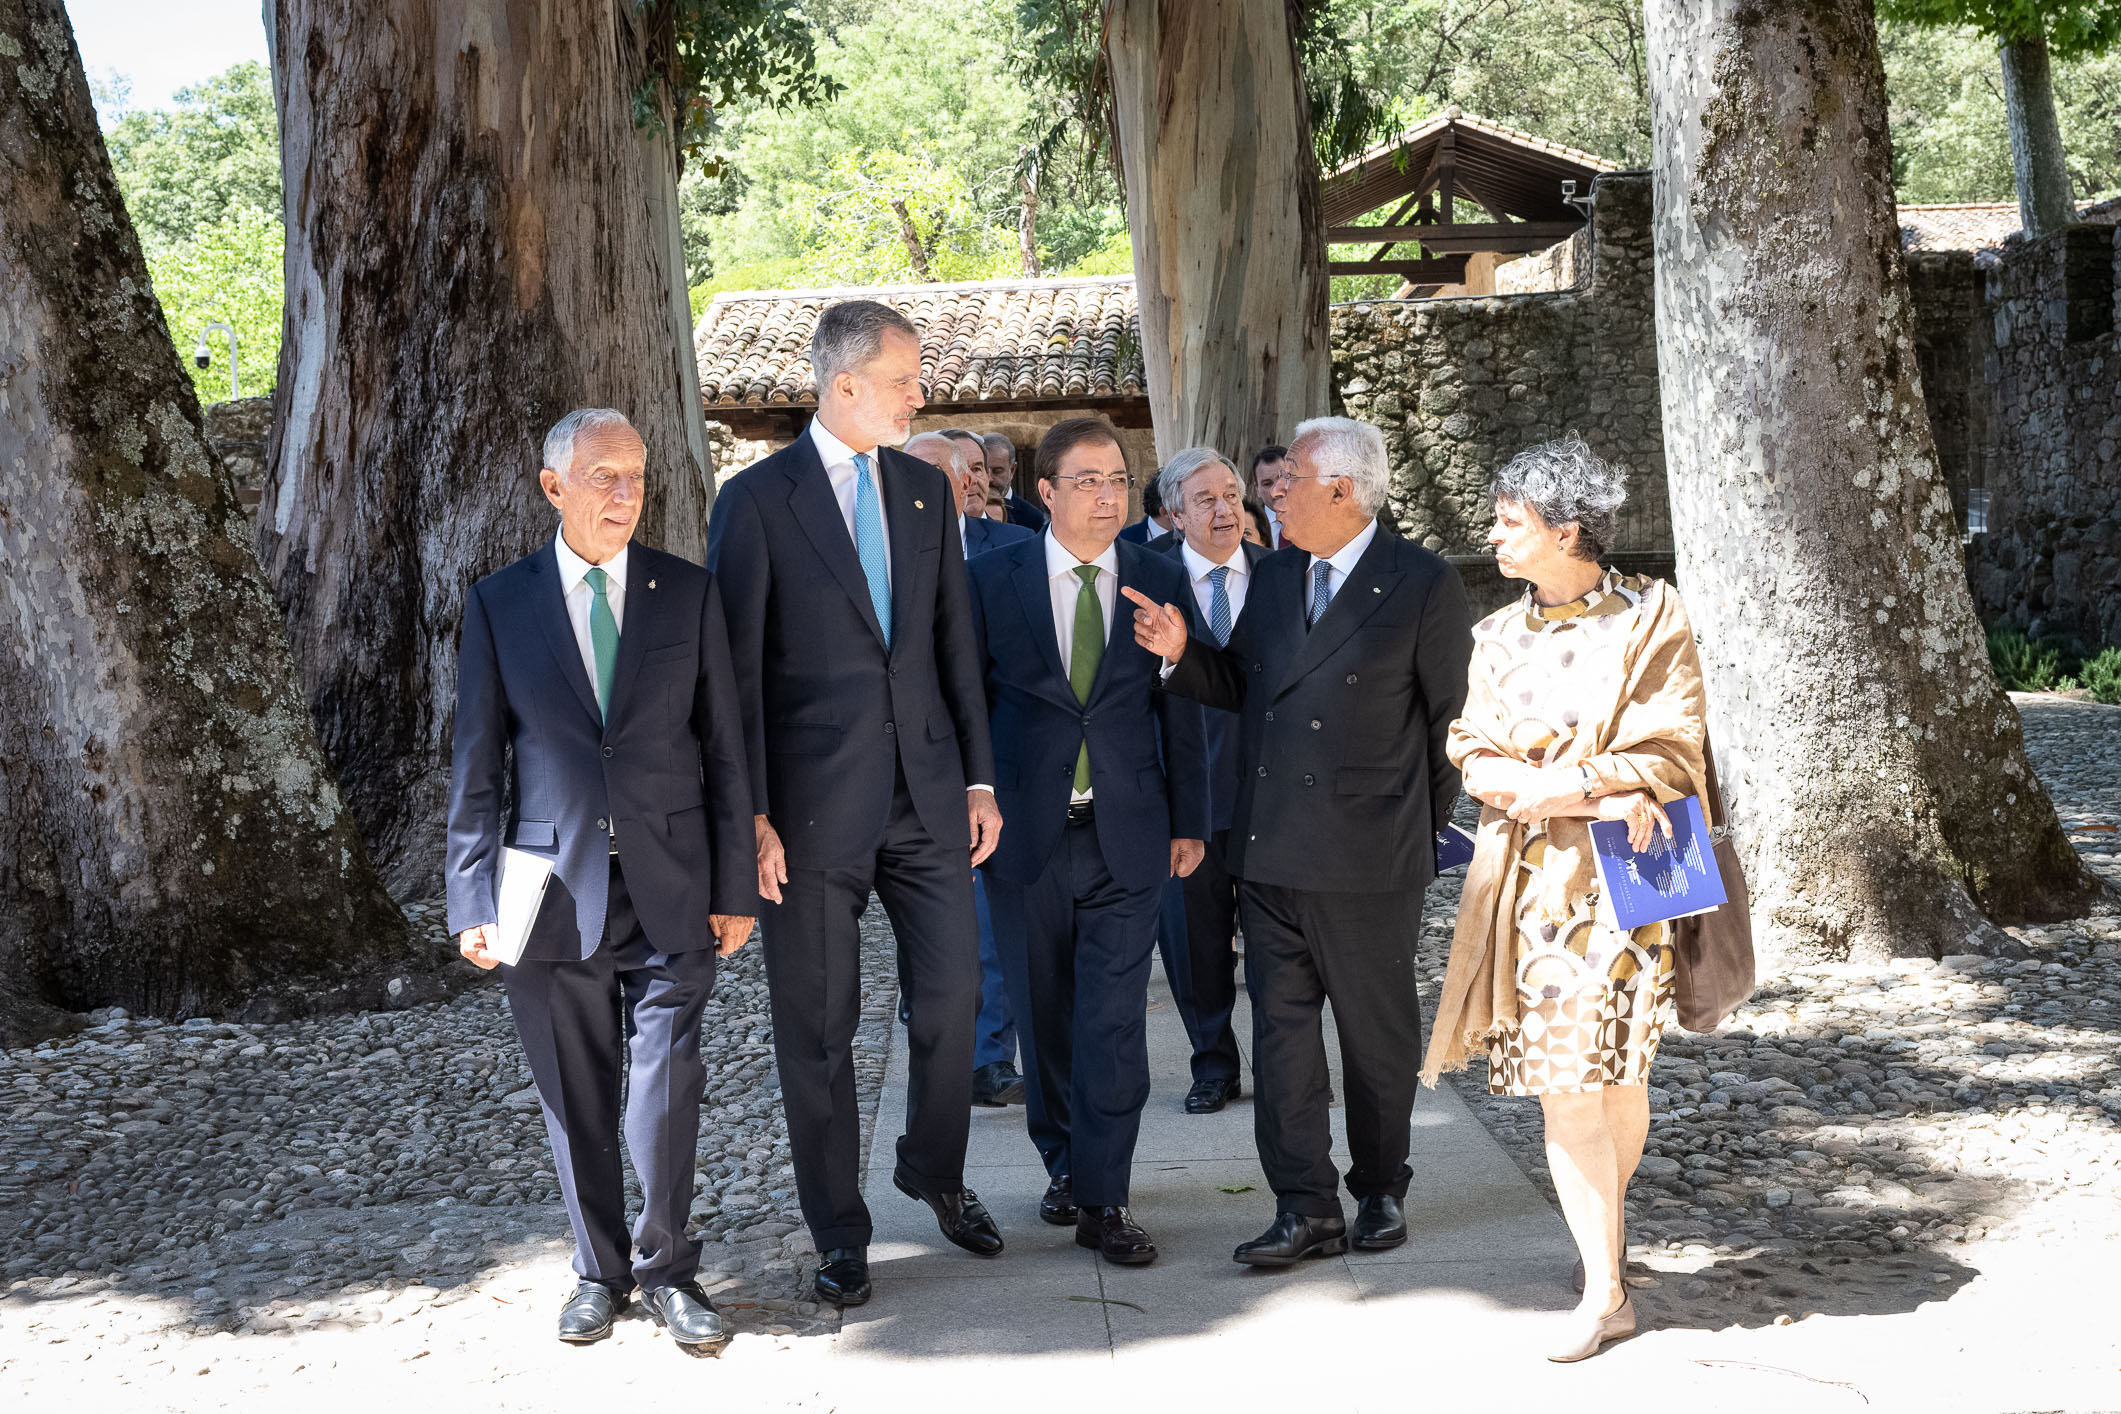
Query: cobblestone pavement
1433,696,2121,1325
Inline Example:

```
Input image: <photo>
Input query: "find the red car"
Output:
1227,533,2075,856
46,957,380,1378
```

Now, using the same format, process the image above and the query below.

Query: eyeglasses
1051,472,1135,493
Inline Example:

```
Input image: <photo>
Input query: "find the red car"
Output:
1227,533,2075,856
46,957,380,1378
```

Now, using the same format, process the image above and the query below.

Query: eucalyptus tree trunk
1105,0,1331,467
1642,0,2105,964
0,1,411,1043
261,0,710,899
1998,33,2076,238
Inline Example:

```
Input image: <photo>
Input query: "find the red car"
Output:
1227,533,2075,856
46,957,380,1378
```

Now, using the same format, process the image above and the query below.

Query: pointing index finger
1120,586,1161,613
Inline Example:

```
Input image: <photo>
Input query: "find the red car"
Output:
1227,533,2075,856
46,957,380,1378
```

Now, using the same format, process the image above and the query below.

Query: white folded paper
491,847,555,967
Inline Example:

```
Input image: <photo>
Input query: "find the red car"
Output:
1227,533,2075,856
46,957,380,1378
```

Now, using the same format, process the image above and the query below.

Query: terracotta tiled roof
1899,203,2023,255
1331,108,1621,184
694,275,1145,410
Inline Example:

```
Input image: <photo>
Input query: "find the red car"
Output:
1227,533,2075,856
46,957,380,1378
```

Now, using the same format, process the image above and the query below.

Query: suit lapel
879,447,923,657
1009,540,1073,700
1087,542,1144,706
1275,532,1403,700
605,549,655,728
783,437,888,649
531,544,604,728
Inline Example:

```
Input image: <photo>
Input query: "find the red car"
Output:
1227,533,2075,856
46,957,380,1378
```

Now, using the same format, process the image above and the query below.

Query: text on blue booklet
1588,795,1725,929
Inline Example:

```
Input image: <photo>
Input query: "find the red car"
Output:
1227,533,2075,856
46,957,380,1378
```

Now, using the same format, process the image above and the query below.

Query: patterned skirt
1487,837,1675,1096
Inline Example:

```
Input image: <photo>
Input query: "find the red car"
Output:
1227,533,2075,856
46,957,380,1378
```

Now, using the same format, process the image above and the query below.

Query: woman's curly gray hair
1488,435,1628,561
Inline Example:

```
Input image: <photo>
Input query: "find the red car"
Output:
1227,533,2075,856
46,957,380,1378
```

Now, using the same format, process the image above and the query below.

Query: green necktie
584,566,618,721
1070,564,1103,794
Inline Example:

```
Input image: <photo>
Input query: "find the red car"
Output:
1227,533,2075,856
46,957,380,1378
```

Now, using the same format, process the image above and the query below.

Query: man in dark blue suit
1117,475,1172,545
1126,416,1471,1269
982,430,1048,532
1150,448,1269,1115
707,302,1006,1309
968,417,1210,1265
447,409,756,1351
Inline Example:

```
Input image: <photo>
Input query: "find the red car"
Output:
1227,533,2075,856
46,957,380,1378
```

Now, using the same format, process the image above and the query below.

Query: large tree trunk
1642,0,2105,964
0,2,412,1043
1998,33,2076,239
1106,0,1331,467
261,0,710,899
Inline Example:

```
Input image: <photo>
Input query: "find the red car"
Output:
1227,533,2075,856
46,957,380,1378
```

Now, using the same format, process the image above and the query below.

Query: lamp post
193,320,239,400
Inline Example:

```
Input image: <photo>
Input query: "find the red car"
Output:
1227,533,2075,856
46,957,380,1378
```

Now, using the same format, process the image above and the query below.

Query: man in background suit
708,302,1007,1310
969,417,1209,1264
1150,447,1268,1115
447,409,756,1351
983,430,1048,532
1249,445,1290,550
906,431,1032,1108
1125,416,1472,1268
1118,475,1175,546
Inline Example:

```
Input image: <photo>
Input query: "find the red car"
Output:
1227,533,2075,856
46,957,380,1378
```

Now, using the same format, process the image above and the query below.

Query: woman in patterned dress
1421,436,1711,1362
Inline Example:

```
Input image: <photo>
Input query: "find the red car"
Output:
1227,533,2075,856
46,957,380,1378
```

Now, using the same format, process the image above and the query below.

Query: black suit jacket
1161,526,1472,894
1006,491,1049,533
1155,536,1269,834
707,435,996,870
964,514,1035,559
445,541,756,960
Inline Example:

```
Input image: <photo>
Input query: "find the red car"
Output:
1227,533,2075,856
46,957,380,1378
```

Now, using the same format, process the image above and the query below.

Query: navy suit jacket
707,435,996,870
1005,491,1049,533
1161,527,1472,894
968,536,1211,892
445,541,757,961
1154,537,1269,834
964,514,1035,559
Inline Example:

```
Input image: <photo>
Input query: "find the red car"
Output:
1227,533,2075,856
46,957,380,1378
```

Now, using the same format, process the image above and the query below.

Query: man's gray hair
543,408,636,477
811,299,920,384
980,432,1016,466
1157,446,1239,513
904,431,968,479
1289,417,1390,515
1488,434,1627,561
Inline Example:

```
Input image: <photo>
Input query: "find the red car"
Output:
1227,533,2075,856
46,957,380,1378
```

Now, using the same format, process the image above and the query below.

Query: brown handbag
1671,740,1756,1032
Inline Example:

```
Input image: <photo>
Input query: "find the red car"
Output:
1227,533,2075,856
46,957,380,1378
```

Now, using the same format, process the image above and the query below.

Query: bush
2079,647,2121,705
1987,625,2068,691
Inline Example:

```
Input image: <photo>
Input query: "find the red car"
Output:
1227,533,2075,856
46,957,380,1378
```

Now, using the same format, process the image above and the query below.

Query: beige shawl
1419,576,1710,1086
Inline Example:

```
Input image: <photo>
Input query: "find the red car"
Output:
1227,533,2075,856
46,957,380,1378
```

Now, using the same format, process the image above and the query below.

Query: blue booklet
1588,795,1726,929
1434,823,1476,873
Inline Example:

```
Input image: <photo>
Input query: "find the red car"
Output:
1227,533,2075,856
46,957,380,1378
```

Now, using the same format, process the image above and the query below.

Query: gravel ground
0,905,901,1348
1429,696,2121,1326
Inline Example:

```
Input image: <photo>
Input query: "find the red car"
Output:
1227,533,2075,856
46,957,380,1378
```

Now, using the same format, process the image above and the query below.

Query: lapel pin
1372,586,1381,593
648,579,657,589
914,499,925,510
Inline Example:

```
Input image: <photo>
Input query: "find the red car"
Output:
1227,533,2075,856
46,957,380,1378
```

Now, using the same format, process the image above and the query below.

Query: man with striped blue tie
1151,448,1269,1115
708,301,1007,1310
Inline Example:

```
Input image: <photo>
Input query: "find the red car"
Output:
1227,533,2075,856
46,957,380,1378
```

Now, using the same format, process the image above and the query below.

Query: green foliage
1874,0,2121,60
636,0,840,177
102,62,280,252
1988,625,2065,689
141,207,285,405
787,144,1024,284
2078,647,2121,705
1058,226,1134,276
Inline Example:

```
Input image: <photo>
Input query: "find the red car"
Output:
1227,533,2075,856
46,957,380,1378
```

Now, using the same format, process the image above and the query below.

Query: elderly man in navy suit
707,301,1005,1309
968,417,1210,1265
447,409,756,1351
1150,447,1269,1115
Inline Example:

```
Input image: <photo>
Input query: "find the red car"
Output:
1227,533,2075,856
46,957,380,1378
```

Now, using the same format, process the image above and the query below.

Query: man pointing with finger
708,301,1006,1309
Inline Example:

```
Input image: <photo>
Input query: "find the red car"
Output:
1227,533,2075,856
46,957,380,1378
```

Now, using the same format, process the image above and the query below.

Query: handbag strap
1700,732,1729,833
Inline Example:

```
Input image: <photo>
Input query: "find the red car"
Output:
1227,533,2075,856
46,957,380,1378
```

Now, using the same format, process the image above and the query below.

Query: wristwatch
1578,764,1596,799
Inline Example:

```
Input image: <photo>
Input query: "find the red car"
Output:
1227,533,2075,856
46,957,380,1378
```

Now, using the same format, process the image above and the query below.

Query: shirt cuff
966,784,994,794
1158,658,1178,680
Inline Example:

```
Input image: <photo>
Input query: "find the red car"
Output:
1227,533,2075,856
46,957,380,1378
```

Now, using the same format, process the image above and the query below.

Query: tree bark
260,0,711,899
1018,154,1043,278
1642,0,2105,964
0,2,412,1043
1997,33,2076,238
888,197,937,281
1106,0,1331,467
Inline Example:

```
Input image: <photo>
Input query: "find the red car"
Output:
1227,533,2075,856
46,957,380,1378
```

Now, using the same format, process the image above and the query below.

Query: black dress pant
984,816,1162,1207
1238,881,1425,1221
764,769,981,1251
1156,828,1243,1084
503,858,716,1292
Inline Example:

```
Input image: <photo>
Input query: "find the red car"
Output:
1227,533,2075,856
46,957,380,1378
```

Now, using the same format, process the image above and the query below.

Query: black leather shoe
1076,1205,1157,1265
1352,1194,1408,1250
640,1282,730,1351
1039,1174,1078,1226
556,1280,626,1343
1233,1212,1349,1267
1184,1076,1242,1114
814,1246,871,1307
893,1174,1005,1255
972,1061,1027,1107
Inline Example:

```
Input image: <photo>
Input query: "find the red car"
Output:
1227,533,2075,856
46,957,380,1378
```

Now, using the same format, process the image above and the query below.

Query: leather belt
1066,800,1095,825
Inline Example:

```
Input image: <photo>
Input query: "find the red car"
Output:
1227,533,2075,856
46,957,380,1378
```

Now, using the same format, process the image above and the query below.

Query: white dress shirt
1306,517,1380,615
1045,533,1119,802
809,416,892,581
1179,538,1251,629
552,528,627,713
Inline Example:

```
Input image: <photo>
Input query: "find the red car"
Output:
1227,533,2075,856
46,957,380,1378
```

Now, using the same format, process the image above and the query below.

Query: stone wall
1967,223,2121,646
203,396,273,511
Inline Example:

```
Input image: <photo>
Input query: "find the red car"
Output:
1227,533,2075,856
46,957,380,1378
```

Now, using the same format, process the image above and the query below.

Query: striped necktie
852,452,892,645
1307,560,1333,628
1207,565,1233,647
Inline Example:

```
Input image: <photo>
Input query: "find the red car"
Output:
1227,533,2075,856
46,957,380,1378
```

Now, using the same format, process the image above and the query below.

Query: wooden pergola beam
1325,220,1581,245
1326,255,1472,282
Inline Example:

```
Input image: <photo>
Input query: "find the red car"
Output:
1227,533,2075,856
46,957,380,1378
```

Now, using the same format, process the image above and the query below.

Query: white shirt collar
1180,538,1249,583
808,415,870,470
1313,518,1380,579
554,527,628,592
1044,531,1120,581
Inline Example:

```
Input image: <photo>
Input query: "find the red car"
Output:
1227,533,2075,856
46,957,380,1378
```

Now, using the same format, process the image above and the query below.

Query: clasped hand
1462,757,1672,852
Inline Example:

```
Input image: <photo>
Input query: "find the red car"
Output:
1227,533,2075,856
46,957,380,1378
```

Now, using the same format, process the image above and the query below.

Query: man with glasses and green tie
964,418,1210,1265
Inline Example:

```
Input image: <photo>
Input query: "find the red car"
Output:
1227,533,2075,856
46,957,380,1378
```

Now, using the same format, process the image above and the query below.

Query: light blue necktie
1307,560,1333,629
852,452,892,645
1207,565,1233,647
